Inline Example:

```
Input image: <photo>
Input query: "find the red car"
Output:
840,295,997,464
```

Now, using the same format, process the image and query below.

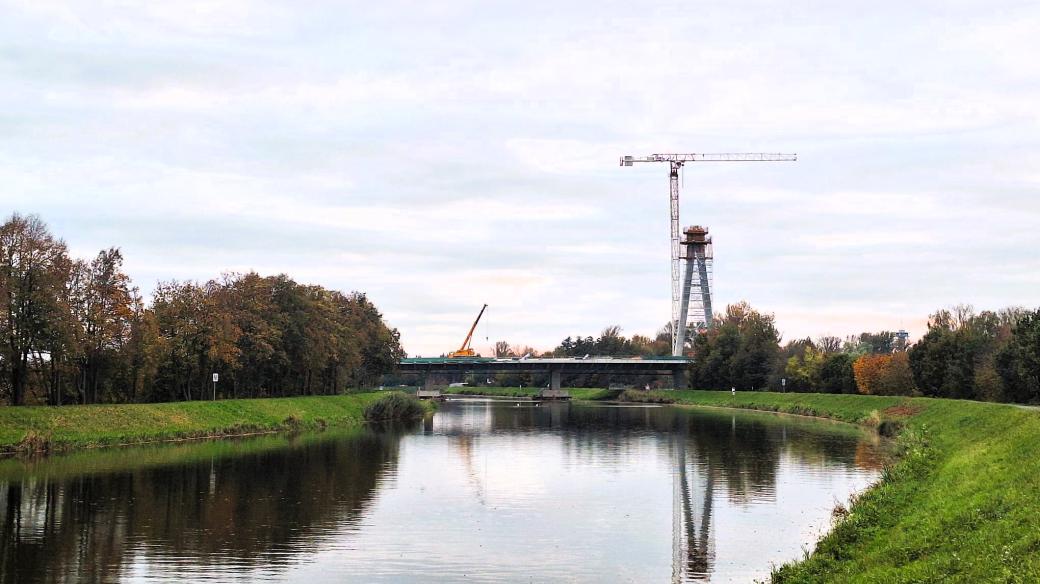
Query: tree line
0,213,404,406
499,301,1040,404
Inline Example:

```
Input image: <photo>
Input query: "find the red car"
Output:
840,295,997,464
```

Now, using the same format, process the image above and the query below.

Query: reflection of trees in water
436,402,877,583
0,428,407,583
667,410,880,581
438,403,873,497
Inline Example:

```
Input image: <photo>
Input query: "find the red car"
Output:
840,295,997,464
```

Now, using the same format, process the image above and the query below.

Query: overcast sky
2,1,1038,356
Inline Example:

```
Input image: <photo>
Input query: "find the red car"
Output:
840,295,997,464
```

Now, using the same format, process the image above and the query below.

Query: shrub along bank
0,392,429,453
362,392,427,421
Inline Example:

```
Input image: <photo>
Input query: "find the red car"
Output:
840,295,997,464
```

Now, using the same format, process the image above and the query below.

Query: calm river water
0,400,885,583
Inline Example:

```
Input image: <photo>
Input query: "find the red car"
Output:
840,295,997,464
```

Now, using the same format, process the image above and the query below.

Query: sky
2,0,1038,357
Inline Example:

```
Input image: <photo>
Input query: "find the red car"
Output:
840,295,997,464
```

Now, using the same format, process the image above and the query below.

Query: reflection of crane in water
453,435,487,506
672,433,715,582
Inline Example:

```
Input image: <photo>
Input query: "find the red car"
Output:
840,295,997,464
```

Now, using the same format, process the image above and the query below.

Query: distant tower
895,329,910,352
673,226,714,355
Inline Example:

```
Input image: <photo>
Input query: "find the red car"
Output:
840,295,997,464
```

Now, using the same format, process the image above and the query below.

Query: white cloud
1,0,1038,356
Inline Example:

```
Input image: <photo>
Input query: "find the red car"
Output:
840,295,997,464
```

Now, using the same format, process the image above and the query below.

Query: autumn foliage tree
0,214,404,406
853,354,886,395
853,353,914,396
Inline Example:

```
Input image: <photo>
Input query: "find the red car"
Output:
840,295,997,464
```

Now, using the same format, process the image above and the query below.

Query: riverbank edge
443,387,1040,581
0,392,433,454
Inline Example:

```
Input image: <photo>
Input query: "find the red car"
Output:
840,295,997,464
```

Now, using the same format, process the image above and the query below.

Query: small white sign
212,373,219,383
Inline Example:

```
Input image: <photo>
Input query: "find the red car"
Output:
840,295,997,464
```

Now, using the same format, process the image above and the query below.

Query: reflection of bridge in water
398,357,692,398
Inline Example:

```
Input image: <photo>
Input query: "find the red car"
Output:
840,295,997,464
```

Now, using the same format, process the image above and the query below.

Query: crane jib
448,304,488,358
620,153,797,166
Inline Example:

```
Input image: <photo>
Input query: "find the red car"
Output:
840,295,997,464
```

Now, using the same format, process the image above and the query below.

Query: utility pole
620,153,797,356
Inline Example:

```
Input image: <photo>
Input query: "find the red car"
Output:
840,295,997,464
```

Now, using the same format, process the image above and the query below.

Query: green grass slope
0,392,409,452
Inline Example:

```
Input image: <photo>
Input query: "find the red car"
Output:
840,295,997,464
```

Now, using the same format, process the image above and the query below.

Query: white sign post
212,373,219,400
781,378,786,393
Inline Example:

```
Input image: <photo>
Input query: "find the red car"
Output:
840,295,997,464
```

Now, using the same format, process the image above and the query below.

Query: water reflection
0,401,882,583
0,429,407,583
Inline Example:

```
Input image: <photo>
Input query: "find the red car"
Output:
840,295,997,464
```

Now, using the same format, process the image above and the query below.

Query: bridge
398,356,692,399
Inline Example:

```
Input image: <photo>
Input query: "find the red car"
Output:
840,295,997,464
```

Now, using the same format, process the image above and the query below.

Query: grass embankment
648,390,1039,582
0,392,430,453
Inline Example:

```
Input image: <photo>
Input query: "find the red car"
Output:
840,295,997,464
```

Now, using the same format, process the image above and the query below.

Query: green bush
362,392,426,421
618,389,675,404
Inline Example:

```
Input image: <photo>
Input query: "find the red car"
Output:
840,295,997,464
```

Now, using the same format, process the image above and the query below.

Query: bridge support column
670,369,687,391
540,367,570,400
417,372,446,399
424,372,450,390
416,369,445,396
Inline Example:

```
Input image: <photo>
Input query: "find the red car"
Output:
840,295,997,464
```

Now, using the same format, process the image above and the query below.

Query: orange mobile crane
448,304,487,358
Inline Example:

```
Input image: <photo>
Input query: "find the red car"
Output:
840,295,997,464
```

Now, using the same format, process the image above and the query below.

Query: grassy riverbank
442,386,1040,581
0,392,426,453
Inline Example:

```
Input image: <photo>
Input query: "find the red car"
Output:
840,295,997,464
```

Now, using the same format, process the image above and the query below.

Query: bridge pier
539,367,570,399
423,372,449,390
416,372,447,399
671,369,687,391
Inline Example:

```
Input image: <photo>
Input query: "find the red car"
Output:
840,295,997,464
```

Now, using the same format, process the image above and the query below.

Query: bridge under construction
398,356,691,399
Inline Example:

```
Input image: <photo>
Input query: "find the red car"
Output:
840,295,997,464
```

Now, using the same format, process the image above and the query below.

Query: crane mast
448,304,488,358
621,153,797,356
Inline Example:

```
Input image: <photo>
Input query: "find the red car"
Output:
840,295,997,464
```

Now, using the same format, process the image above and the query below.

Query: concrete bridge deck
398,356,692,398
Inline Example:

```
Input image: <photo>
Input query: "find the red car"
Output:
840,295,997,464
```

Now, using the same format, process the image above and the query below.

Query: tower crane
448,304,488,358
620,153,797,356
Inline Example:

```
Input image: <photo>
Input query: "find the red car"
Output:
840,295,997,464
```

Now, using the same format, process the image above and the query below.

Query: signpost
212,372,219,400
781,377,786,393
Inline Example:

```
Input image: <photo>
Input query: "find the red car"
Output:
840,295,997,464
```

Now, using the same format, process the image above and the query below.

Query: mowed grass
0,392,397,452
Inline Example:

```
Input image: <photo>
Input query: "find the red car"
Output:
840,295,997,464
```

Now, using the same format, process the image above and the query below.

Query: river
0,399,884,583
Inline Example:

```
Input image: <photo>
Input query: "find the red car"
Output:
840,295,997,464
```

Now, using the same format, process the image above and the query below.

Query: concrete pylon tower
673,226,714,355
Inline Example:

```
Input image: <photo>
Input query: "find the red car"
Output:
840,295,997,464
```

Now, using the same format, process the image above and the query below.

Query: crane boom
621,153,796,165
448,304,488,358
621,152,796,357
